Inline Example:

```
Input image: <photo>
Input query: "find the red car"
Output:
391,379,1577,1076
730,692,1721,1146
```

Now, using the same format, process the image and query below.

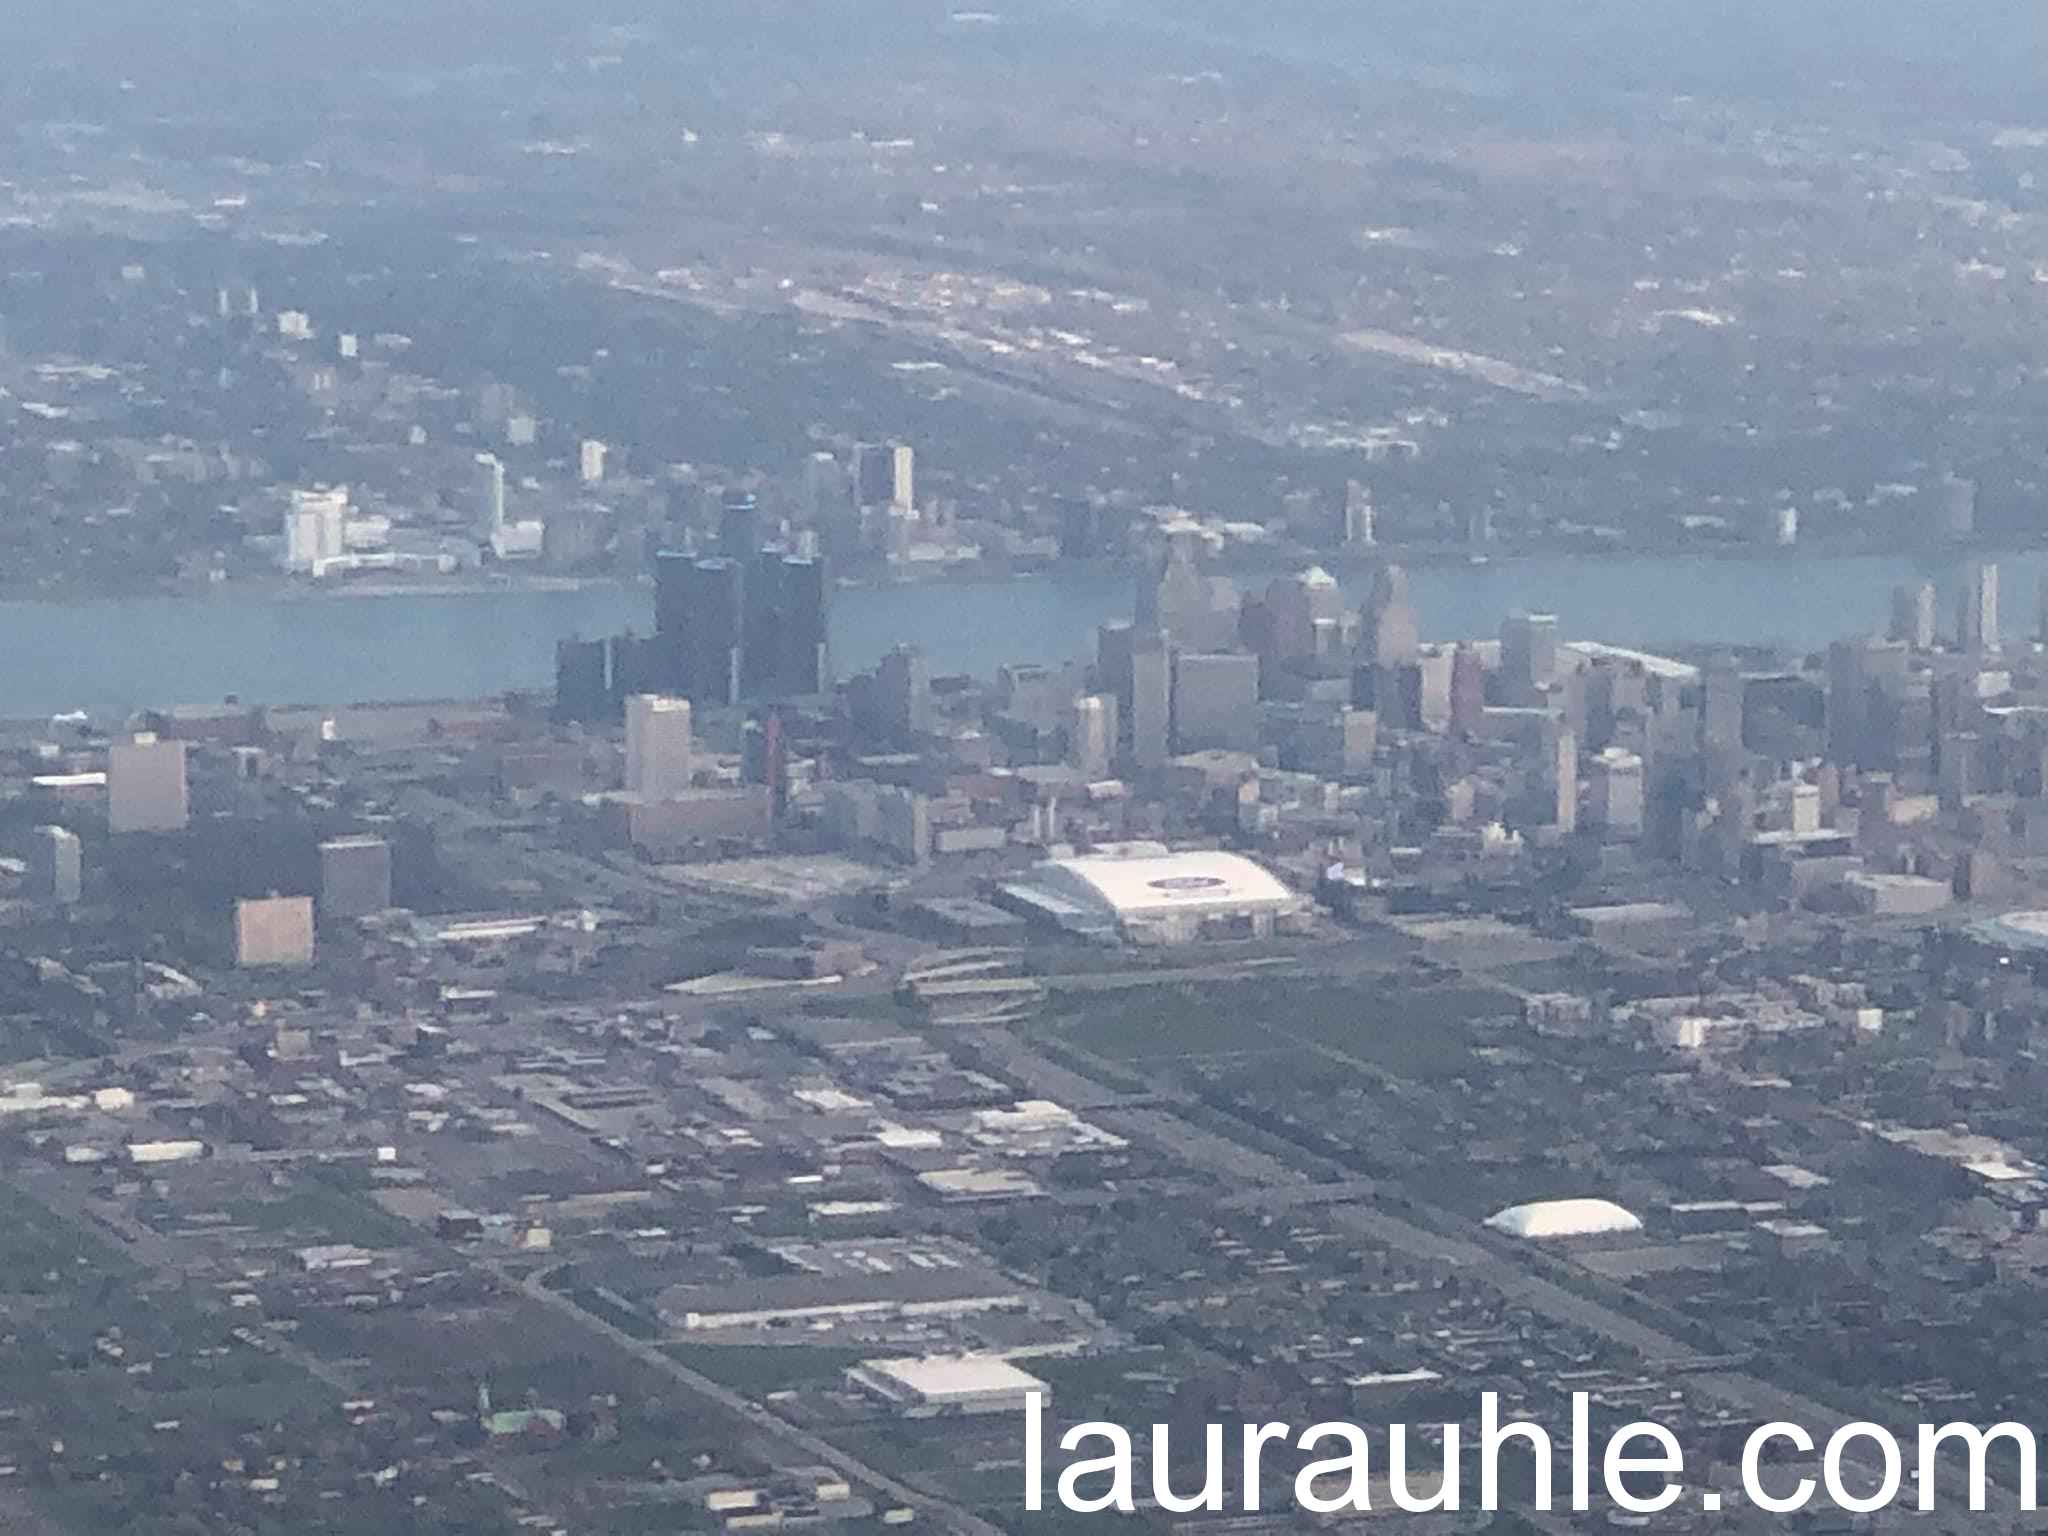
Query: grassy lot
1055,977,1515,1081
661,1342,869,1394
222,1183,416,1249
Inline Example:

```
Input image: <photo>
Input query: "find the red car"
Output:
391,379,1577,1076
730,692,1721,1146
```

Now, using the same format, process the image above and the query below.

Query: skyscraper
1171,651,1261,752
1701,653,1744,761
718,490,761,559
1551,726,1579,835
655,554,744,707
1363,564,1420,670
738,552,830,699
475,452,507,534
30,826,81,906
625,694,694,803
1448,643,1486,738
853,442,913,509
1343,479,1375,547
1067,694,1115,779
1500,612,1559,702
877,645,931,741
1098,623,1170,774
1960,561,1999,654
579,439,607,484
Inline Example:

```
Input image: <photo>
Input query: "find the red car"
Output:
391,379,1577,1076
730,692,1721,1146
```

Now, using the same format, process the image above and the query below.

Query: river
4,550,2035,719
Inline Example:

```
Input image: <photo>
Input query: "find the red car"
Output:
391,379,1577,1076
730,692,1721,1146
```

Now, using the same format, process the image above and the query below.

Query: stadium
997,842,1309,945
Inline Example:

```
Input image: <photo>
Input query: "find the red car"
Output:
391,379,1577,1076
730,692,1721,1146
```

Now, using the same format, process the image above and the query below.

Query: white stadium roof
1030,845,1300,920
1484,1198,1642,1240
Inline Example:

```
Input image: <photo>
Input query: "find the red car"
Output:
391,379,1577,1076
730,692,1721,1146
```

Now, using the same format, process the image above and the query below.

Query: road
514,1265,1011,1536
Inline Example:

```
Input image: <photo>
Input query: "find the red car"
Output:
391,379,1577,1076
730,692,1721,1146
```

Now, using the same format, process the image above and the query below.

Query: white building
1066,693,1114,780
1588,748,1646,839
579,438,607,484
475,453,507,533
108,735,189,834
1002,842,1307,944
283,486,350,574
625,694,694,803
847,1355,1050,1416
1484,1198,1642,1240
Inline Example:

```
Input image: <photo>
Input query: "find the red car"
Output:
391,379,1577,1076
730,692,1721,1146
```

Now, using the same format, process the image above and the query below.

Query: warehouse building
847,1354,1051,1416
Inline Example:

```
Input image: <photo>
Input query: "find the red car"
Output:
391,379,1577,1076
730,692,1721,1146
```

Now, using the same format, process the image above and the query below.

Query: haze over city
2,4,2048,1534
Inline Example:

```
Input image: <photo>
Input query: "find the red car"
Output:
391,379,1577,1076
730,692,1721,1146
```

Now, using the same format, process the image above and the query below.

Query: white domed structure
1484,1198,1642,1240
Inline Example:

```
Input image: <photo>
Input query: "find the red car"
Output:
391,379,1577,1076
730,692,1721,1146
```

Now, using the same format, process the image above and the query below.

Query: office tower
1914,581,1939,651
579,439,607,484
1406,648,1455,734
717,490,760,559
108,735,189,834
625,694,694,803
1140,531,1210,634
1960,561,1999,653
1773,506,1799,546
1097,622,1169,773
1363,563,1420,669
1939,731,1981,810
1067,694,1115,779
319,836,392,919
1500,612,1560,702
767,555,829,696
853,442,891,506
890,444,915,511
1551,726,1579,835
1824,640,1869,767
1171,651,1261,752
877,645,931,741
1448,643,1486,738
1338,708,1378,773
1264,567,1345,664
283,485,348,573
30,826,81,906
1344,479,1375,547
475,453,507,534
654,554,743,706
738,552,829,699
555,637,611,722
1588,748,1646,838
1884,581,1916,643
235,896,315,968
1702,653,1744,760
853,441,913,509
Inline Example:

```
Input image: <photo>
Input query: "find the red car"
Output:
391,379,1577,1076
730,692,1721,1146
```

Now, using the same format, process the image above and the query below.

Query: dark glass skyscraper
648,547,827,710
655,553,744,707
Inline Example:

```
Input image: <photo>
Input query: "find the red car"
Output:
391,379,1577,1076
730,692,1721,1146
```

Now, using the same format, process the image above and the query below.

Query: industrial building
846,1354,1050,1416
999,842,1307,944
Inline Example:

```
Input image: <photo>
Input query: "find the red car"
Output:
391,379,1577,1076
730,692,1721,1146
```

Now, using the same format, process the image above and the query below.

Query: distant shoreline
0,535,2038,611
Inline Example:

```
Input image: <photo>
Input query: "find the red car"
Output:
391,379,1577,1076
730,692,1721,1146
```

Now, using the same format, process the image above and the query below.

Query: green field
1054,977,1515,1081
